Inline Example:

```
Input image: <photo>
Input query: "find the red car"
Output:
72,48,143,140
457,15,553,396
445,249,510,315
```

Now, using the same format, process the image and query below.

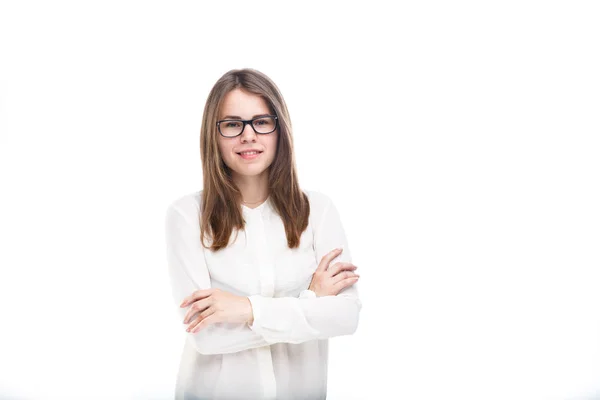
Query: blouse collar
241,195,273,220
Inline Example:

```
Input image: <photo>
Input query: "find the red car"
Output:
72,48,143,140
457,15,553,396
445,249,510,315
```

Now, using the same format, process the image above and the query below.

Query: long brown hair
199,68,309,252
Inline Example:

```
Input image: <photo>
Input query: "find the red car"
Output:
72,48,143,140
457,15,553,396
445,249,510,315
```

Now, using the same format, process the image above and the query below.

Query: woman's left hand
180,288,254,333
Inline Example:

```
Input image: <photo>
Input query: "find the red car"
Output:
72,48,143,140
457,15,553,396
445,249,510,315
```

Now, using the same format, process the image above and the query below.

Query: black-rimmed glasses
216,115,278,137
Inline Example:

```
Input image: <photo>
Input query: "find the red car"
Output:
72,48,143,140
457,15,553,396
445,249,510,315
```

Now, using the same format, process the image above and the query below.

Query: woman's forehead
220,89,270,118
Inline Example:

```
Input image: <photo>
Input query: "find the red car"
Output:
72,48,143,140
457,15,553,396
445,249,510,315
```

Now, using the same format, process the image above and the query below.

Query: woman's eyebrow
221,113,271,119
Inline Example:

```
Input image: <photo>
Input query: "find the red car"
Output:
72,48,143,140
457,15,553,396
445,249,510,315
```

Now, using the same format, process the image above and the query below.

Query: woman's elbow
187,332,222,355
338,299,362,336
349,300,362,334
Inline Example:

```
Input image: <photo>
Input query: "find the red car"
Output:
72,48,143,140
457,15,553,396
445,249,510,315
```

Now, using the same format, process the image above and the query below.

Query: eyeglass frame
216,115,279,137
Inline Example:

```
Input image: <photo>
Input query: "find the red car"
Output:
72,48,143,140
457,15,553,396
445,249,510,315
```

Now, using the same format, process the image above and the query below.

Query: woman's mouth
237,150,263,160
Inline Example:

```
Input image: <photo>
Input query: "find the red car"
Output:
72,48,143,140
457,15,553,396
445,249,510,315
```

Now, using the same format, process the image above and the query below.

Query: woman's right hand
308,248,360,297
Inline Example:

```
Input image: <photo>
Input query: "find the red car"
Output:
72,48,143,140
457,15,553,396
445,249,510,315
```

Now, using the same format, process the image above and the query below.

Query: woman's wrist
245,297,254,325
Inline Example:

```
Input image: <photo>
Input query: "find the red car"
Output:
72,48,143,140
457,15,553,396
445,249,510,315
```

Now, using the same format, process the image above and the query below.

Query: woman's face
217,88,279,180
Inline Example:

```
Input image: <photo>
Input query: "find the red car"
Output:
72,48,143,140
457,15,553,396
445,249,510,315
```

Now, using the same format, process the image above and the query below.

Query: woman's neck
233,172,270,206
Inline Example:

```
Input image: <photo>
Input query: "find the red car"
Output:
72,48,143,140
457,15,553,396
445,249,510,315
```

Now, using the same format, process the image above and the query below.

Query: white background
1,1,599,399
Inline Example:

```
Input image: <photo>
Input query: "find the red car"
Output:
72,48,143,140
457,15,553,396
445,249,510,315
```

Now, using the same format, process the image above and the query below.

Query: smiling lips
238,150,262,160
237,149,263,154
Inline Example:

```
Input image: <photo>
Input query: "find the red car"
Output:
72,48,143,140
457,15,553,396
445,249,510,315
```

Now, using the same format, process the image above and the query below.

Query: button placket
258,214,275,297
245,209,277,399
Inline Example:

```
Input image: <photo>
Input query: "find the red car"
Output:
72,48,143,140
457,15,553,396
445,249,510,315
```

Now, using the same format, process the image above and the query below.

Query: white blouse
164,189,362,400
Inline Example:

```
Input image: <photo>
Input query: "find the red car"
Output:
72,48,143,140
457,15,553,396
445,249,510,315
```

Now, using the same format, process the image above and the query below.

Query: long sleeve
165,204,271,355
248,193,362,344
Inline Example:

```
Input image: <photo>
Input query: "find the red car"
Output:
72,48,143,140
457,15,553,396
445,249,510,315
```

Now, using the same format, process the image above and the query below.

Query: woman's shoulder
165,189,203,218
302,188,334,212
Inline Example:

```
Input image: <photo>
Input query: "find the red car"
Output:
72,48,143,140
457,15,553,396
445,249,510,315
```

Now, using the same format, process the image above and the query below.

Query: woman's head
200,68,295,194
199,68,310,252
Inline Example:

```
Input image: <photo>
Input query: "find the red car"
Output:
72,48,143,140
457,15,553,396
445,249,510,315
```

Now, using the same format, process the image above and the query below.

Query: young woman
164,68,362,400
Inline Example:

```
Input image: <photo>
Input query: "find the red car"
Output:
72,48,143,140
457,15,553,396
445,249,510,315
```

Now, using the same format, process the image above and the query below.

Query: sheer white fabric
164,189,362,400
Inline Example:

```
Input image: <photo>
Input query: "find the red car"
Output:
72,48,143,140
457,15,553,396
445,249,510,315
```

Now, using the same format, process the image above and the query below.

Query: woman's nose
240,123,257,140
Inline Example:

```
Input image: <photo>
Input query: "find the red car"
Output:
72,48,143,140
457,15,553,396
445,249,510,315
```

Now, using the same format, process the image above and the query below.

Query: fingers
180,288,215,308
327,262,357,277
187,307,217,333
333,275,360,293
317,248,343,272
183,297,213,324
331,270,360,286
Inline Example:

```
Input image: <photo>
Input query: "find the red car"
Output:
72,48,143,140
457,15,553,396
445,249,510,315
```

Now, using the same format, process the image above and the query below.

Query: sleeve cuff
247,295,262,330
299,289,317,299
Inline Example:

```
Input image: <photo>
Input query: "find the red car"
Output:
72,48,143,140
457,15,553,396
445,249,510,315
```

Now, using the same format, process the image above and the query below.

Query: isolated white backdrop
1,1,599,399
